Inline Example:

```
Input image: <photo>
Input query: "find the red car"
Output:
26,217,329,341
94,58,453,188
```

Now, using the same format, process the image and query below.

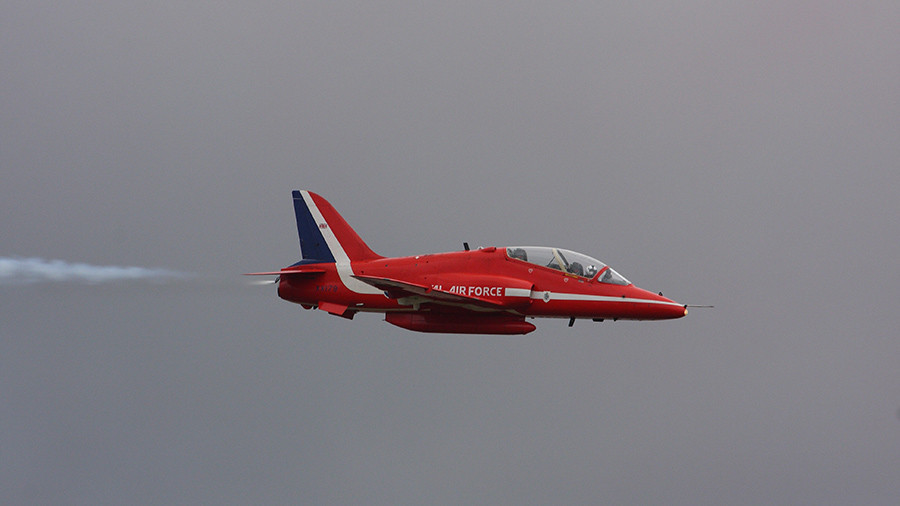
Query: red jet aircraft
250,190,690,334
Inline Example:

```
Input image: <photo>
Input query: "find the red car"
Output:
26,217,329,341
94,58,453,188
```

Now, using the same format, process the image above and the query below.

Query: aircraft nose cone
660,295,688,319
636,288,687,319
657,293,687,318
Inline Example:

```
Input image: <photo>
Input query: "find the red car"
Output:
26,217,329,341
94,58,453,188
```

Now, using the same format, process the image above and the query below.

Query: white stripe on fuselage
504,288,531,297
509,287,681,307
300,191,383,295
530,291,684,306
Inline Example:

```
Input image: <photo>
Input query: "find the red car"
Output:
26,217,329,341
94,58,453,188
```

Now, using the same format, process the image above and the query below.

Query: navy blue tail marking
292,190,336,262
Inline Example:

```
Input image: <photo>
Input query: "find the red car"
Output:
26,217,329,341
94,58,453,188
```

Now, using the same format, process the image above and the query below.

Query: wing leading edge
352,274,508,310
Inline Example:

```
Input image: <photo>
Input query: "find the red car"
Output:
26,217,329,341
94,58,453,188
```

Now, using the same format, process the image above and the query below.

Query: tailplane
292,190,382,262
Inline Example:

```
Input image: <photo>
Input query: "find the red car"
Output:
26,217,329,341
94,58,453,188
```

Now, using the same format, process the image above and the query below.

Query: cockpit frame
505,246,631,285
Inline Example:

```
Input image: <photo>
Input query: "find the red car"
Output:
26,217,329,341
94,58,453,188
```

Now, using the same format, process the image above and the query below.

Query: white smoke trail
0,257,190,285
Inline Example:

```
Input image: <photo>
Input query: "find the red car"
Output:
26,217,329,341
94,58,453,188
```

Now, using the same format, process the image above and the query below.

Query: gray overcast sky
2,1,899,504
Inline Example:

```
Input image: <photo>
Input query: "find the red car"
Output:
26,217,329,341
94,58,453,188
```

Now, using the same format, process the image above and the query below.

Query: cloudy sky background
2,1,899,504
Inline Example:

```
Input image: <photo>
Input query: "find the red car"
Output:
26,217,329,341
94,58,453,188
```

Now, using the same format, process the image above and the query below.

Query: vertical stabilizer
292,190,382,262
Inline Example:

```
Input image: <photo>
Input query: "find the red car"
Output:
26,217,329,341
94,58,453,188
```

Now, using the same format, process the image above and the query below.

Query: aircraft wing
351,274,506,310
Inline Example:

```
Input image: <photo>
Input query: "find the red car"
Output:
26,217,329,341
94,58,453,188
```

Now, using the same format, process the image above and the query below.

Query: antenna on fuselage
463,242,470,251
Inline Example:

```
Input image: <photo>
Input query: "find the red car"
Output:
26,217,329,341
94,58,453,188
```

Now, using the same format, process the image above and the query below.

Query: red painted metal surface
250,191,688,334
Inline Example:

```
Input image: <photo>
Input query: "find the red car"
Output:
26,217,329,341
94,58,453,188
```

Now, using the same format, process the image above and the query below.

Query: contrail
0,257,191,285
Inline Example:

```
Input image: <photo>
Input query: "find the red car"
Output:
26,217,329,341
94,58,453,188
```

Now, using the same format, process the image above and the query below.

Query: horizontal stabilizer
244,268,326,277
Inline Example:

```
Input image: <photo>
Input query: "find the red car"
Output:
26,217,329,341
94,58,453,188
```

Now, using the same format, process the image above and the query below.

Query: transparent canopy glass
506,246,630,285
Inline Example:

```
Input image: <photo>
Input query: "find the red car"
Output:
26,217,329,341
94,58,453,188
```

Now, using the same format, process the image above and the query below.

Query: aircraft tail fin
292,190,382,262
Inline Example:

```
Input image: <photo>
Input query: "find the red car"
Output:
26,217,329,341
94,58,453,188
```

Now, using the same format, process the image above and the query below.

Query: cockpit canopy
506,246,631,285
